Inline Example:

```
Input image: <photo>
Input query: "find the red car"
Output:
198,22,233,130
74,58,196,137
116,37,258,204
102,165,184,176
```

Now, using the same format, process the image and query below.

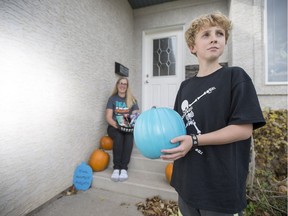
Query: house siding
0,0,134,215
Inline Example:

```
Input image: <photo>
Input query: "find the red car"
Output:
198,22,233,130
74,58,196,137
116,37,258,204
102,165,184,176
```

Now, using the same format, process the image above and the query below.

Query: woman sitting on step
105,77,140,182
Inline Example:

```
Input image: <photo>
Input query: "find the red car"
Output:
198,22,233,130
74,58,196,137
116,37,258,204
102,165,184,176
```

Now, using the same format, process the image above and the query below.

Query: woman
105,77,139,182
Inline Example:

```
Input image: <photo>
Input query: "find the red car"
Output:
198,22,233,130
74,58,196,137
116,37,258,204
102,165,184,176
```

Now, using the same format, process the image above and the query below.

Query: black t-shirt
171,66,266,214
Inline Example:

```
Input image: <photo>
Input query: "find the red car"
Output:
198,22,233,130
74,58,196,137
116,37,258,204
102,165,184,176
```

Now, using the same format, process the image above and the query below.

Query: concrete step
92,146,177,201
91,167,177,201
106,147,171,173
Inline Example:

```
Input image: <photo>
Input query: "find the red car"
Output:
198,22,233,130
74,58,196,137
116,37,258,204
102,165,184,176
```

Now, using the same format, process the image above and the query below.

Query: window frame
264,0,288,85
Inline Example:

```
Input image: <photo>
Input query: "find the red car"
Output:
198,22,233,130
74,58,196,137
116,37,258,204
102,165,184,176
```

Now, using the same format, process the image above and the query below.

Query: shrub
246,108,287,216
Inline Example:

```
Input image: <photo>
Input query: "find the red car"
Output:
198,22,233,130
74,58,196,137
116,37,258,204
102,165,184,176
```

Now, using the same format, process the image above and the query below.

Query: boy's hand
160,135,193,161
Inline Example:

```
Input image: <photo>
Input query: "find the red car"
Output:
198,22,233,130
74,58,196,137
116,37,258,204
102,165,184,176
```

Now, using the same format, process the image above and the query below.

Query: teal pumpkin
134,107,186,159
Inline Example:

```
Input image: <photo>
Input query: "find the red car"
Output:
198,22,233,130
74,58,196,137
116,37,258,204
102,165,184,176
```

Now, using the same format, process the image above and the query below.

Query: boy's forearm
197,124,253,146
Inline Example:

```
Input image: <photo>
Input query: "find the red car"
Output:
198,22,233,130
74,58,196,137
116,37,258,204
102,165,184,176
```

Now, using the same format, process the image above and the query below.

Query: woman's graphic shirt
106,94,139,128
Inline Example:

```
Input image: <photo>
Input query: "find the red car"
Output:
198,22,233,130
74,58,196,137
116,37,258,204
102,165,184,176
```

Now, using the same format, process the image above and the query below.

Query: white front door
142,26,184,111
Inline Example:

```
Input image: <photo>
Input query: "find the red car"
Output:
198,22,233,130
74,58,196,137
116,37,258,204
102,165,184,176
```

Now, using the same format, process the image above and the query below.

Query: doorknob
145,80,149,84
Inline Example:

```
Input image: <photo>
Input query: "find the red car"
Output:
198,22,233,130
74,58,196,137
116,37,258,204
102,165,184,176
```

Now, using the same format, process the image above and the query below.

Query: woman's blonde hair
111,77,137,109
185,11,232,50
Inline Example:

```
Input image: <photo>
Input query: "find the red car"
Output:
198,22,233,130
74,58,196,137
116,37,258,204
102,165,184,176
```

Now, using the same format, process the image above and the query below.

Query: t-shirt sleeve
228,68,266,130
174,81,185,113
106,96,114,109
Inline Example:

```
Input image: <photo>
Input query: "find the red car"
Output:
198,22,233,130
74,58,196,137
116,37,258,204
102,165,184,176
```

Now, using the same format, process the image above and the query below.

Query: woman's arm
161,124,253,161
105,109,118,128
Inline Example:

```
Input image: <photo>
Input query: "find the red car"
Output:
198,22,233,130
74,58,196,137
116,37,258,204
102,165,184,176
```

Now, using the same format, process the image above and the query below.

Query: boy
161,12,266,216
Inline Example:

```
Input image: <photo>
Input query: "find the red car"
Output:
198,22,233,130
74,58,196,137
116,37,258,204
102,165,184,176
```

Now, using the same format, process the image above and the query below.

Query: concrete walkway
28,187,144,216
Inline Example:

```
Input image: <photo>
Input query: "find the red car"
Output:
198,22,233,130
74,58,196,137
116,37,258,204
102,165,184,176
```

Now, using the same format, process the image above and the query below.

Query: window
153,37,176,76
265,0,287,84
185,63,228,79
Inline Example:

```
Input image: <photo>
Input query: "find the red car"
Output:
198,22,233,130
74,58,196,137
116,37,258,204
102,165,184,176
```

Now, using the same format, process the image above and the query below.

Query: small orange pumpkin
88,149,110,172
165,163,173,183
100,135,113,150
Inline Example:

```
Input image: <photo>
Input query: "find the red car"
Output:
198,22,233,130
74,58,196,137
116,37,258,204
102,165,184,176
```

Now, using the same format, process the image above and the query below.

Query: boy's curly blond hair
185,12,232,49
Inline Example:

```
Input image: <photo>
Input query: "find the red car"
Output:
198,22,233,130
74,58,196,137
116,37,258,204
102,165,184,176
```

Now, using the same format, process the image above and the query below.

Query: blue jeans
107,126,134,170
178,195,243,216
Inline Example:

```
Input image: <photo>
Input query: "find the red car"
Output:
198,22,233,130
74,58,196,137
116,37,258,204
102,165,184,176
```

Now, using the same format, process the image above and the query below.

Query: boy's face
189,25,226,61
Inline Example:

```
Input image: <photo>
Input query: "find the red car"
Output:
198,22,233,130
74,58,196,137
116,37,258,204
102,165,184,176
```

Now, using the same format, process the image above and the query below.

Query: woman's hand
160,135,193,161
132,109,140,114
111,121,118,129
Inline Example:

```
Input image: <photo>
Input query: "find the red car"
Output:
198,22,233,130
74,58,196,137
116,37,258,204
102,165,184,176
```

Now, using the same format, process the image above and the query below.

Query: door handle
145,80,149,84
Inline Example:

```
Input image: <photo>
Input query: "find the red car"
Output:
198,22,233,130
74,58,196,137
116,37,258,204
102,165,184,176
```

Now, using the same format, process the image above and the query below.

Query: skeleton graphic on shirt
181,87,216,154
181,100,201,134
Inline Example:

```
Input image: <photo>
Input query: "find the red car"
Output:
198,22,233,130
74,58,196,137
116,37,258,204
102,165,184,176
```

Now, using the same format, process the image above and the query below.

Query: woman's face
117,79,128,95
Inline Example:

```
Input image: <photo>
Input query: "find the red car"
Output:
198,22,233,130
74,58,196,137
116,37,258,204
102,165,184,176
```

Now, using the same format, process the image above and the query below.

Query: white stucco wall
0,0,134,215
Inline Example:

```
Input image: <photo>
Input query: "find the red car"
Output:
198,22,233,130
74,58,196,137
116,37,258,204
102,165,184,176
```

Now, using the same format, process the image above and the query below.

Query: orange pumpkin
100,135,113,150
88,149,110,172
165,163,173,183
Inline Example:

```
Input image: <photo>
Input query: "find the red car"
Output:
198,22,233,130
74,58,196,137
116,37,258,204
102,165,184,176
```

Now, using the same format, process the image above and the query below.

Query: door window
153,37,176,76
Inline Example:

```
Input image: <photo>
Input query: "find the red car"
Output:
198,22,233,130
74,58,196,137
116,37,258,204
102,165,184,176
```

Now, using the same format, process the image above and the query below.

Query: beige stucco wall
0,0,134,215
